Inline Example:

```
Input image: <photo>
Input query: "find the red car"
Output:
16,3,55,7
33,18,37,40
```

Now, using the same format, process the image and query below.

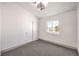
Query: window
47,20,59,34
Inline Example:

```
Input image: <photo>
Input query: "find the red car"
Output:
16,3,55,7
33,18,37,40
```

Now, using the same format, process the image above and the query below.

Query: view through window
47,20,59,34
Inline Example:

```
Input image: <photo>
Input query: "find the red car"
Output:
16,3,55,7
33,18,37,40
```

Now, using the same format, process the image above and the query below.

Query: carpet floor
1,40,78,56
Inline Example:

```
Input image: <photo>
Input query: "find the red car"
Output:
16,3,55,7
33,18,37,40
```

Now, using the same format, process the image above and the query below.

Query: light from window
47,20,59,34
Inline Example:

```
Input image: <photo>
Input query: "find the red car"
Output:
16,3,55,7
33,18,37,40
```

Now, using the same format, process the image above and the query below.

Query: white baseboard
1,39,38,54
39,38,76,50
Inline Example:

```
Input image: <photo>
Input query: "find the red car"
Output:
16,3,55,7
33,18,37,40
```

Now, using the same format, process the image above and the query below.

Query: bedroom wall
0,3,2,55
39,9,77,49
77,3,79,54
1,3,38,51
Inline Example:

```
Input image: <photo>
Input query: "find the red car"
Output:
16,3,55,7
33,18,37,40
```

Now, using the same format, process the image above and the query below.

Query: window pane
47,20,59,34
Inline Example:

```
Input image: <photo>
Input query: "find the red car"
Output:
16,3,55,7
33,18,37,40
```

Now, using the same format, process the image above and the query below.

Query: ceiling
17,2,77,18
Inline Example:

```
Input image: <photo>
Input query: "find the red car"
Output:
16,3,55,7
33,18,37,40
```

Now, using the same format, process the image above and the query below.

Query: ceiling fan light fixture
33,2,48,11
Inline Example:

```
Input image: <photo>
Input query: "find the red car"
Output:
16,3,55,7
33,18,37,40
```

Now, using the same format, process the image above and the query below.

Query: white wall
1,3,38,51
77,3,79,54
0,3,2,55
39,9,77,49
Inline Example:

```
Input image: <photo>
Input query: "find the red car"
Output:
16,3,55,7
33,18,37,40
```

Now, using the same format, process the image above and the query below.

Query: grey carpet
1,40,78,56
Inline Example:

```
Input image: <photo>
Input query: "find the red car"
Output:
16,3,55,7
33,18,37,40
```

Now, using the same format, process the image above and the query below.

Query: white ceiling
17,2,77,18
